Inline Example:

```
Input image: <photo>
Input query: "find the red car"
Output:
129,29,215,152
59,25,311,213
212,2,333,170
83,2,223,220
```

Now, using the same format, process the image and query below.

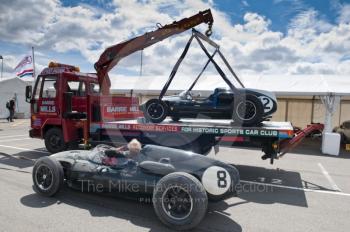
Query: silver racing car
32,144,240,230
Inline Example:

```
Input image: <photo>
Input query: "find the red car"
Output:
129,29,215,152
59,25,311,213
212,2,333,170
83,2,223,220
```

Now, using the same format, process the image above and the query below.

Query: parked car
32,144,240,230
333,120,350,143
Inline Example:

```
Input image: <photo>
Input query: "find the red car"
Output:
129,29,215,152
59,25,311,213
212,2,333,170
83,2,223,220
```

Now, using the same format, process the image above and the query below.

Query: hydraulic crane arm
94,9,214,94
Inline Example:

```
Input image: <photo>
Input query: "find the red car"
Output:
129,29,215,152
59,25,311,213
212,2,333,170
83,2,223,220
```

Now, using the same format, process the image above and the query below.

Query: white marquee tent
110,74,350,97
0,77,32,119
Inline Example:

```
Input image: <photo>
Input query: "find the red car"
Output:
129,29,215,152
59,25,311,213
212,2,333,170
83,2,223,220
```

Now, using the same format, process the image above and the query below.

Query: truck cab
26,62,99,153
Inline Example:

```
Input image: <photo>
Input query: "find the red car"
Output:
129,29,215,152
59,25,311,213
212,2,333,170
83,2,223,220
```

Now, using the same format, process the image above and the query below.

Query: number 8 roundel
201,166,231,195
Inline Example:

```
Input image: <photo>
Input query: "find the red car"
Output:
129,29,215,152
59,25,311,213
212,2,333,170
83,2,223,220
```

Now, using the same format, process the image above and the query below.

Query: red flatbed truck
25,9,324,164
25,61,323,164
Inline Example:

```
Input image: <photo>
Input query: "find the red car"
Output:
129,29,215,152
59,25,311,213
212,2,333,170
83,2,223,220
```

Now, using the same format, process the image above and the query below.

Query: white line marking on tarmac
0,144,48,154
240,180,350,197
318,163,342,192
10,121,27,127
0,134,27,139
0,138,31,142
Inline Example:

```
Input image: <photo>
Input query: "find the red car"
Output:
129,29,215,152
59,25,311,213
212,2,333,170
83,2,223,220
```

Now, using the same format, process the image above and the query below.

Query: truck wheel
153,172,208,231
144,99,168,123
32,156,64,197
45,128,67,153
232,95,264,126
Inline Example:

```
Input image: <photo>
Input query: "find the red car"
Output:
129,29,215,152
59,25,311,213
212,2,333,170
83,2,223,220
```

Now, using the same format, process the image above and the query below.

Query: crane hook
205,23,213,37
156,23,163,29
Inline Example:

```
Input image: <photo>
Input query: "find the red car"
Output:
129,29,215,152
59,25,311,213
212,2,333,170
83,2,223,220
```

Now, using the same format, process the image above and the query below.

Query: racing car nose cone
202,166,231,195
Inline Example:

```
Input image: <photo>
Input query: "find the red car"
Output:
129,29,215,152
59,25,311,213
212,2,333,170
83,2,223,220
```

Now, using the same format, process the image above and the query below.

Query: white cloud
243,13,270,34
0,0,350,81
339,4,350,24
288,62,336,75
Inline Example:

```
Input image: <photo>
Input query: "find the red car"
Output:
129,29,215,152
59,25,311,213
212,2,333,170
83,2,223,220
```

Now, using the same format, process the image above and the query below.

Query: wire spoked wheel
145,99,168,123
153,172,208,230
236,100,257,121
161,186,193,220
232,95,263,126
35,164,54,191
32,156,64,197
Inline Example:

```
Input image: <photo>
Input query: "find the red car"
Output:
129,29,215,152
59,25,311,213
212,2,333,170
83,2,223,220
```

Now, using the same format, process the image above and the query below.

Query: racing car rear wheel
32,156,64,197
232,95,263,126
144,99,168,123
153,172,208,230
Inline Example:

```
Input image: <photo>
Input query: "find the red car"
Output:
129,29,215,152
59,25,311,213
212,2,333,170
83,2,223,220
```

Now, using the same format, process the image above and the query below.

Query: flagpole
32,46,35,78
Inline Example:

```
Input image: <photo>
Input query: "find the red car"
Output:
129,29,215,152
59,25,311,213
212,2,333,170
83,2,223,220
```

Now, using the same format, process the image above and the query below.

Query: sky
1,0,350,82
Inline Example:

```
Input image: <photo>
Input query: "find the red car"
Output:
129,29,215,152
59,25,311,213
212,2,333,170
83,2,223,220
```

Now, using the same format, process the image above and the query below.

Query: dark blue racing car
141,29,278,126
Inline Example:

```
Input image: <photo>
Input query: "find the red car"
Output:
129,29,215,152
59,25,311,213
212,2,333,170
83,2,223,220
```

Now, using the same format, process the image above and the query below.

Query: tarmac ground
0,119,350,232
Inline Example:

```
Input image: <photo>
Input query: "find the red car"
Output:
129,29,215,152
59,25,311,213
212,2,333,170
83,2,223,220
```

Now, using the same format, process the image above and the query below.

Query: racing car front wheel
144,99,168,123
232,95,264,126
153,172,208,231
32,157,64,197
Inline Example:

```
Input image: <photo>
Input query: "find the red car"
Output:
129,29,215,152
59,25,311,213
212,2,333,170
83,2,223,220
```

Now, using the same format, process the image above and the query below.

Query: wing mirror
25,85,32,103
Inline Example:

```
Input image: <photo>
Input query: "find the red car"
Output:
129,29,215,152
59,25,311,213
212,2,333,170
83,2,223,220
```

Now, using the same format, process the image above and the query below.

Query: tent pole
321,95,340,133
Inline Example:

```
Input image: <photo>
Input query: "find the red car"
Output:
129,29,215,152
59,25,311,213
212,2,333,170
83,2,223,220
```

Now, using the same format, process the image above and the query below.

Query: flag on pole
14,55,34,78
16,69,34,77
14,55,32,70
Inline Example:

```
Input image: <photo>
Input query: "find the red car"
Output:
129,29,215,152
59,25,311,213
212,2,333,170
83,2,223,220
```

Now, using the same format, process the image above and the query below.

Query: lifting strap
160,29,244,98
194,34,239,94
159,35,195,99
217,50,245,88
192,29,244,87
188,49,218,91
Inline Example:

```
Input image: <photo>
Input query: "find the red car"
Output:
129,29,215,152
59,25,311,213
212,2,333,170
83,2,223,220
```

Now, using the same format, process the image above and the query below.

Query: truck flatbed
90,119,294,140
89,119,295,162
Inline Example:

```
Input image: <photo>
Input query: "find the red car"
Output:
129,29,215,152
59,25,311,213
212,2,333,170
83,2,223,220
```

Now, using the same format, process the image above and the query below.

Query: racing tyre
45,127,67,153
32,156,64,197
144,99,168,123
232,94,264,126
153,172,208,230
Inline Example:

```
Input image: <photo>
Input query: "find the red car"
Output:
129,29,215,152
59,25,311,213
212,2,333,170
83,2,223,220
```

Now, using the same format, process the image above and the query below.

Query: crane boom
94,9,214,94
